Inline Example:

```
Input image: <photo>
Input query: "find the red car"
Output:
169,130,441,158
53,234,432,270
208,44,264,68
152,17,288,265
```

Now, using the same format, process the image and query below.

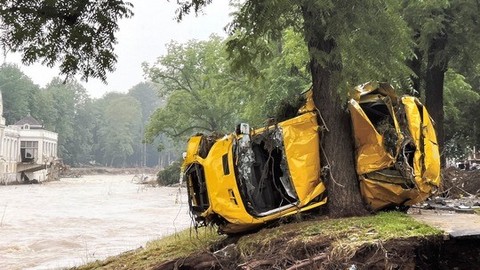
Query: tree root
238,258,277,269
285,253,326,270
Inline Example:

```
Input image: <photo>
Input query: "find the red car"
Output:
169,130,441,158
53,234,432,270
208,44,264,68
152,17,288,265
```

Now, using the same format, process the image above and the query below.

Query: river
0,175,192,270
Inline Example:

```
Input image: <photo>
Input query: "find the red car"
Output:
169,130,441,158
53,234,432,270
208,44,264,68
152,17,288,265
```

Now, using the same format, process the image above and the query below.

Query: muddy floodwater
0,175,191,270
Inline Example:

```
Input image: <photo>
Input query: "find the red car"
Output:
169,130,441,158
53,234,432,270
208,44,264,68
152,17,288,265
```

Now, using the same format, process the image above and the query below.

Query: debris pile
416,167,480,212
441,167,480,198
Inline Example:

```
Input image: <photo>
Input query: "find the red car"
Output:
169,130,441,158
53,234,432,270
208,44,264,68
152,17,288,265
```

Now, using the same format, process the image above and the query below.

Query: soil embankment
75,212,480,270
152,234,480,270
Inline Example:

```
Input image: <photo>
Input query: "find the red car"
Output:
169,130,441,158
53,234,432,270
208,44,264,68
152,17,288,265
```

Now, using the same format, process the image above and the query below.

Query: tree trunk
425,34,448,167
302,6,368,217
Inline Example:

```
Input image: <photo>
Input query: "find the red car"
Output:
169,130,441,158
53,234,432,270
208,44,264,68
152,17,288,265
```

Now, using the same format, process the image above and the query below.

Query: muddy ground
152,233,480,270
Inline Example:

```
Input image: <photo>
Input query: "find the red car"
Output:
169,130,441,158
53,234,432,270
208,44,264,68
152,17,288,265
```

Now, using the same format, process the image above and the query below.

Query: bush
157,160,181,186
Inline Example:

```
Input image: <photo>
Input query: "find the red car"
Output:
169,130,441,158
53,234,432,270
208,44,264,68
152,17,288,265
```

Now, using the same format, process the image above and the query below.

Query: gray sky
1,1,232,98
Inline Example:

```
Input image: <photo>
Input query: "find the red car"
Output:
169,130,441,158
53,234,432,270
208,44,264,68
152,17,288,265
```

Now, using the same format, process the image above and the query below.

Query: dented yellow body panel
278,112,325,203
402,97,441,188
183,111,326,233
349,82,441,210
349,99,395,174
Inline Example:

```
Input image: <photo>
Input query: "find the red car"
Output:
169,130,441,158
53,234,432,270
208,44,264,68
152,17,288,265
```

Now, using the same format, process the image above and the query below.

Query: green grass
73,227,224,270
74,212,442,269
302,211,441,240
237,211,442,258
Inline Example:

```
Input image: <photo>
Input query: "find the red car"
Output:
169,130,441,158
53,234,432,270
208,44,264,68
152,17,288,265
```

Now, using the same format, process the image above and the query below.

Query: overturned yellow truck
182,82,440,234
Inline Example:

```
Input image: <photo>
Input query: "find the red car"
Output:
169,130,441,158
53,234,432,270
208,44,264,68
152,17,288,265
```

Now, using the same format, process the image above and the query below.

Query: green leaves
99,96,142,166
443,69,480,159
144,31,314,143
145,36,248,142
0,0,133,81
0,64,38,124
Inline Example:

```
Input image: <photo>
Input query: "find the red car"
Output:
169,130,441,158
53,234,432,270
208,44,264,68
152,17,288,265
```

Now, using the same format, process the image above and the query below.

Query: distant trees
98,96,141,167
38,78,89,163
0,64,38,124
144,36,248,141
127,82,165,167
0,65,165,167
401,0,480,163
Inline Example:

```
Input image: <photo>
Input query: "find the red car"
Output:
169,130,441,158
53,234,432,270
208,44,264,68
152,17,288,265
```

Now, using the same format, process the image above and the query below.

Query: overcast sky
0,1,233,98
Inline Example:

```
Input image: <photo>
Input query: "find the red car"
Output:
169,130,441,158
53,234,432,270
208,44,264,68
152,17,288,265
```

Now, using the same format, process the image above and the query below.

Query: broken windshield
234,127,298,217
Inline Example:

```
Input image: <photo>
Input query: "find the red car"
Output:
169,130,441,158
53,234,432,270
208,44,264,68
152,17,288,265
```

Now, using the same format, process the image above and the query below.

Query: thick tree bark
425,34,448,167
302,6,368,217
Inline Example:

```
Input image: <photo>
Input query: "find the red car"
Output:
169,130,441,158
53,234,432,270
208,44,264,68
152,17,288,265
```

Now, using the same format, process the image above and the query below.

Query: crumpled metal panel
348,99,395,174
200,136,245,222
183,109,327,234
183,136,203,167
273,128,297,199
349,82,398,103
402,97,427,194
421,106,441,187
350,83,441,210
279,112,326,203
360,177,430,210
402,97,441,190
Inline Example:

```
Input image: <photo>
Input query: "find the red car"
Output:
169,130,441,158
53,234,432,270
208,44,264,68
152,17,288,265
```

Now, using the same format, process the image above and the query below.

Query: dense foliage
401,0,480,164
144,33,311,142
0,0,133,81
156,160,181,186
0,63,177,168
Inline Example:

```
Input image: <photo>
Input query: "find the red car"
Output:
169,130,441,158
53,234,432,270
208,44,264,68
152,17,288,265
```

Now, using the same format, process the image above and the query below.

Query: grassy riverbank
74,212,446,269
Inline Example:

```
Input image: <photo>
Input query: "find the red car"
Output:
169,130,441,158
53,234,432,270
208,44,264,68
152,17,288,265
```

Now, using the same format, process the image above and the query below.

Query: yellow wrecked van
183,93,327,234
183,82,440,233
348,82,441,210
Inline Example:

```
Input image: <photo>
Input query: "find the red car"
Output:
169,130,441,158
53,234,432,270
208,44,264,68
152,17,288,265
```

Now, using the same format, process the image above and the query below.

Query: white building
0,92,58,184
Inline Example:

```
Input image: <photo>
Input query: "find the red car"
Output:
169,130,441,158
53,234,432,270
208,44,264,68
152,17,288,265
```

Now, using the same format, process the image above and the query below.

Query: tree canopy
0,0,133,81
401,0,480,163
0,64,167,167
0,64,38,123
144,36,250,141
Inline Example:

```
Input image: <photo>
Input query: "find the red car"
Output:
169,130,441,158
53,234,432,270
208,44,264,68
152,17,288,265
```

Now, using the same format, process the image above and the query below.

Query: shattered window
235,128,298,216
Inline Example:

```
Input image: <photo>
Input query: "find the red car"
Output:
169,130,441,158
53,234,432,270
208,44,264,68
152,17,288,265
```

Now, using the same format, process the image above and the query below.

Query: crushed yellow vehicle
183,100,327,234
183,82,440,233
348,82,441,210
